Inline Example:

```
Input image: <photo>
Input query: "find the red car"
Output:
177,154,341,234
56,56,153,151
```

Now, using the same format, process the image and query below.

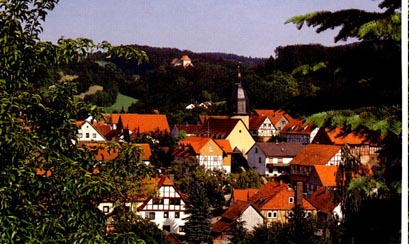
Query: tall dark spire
229,62,249,116
237,62,242,84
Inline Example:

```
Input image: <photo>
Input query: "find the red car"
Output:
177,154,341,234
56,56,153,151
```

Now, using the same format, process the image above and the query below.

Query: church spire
229,62,249,116
237,62,242,83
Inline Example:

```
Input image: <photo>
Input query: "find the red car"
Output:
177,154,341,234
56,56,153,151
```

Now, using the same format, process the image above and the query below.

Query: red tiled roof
110,114,170,134
232,189,258,202
215,139,233,154
84,143,151,161
180,55,191,61
178,137,213,154
253,109,293,125
212,201,255,234
313,165,338,187
290,144,342,166
325,127,381,145
249,115,269,130
199,115,229,124
174,124,202,135
92,122,112,137
281,118,316,134
197,118,241,139
249,181,315,211
308,188,336,214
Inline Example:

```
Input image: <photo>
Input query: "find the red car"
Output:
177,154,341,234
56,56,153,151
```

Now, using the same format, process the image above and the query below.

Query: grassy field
103,92,138,114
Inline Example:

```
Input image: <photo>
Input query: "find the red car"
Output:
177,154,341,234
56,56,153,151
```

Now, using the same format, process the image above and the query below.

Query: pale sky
40,0,383,58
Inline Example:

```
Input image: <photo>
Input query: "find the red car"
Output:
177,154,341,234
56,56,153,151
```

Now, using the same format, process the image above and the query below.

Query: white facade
77,121,106,142
257,117,278,137
197,155,223,171
241,205,264,231
138,184,189,235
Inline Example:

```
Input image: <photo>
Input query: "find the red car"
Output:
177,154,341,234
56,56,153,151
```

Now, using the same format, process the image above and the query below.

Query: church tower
229,63,250,128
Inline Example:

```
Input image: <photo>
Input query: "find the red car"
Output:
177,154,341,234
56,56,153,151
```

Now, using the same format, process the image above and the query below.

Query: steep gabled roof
212,201,259,234
110,114,170,134
180,55,191,61
249,181,288,209
215,139,233,154
251,142,305,157
308,188,336,214
313,165,338,187
232,189,258,202
197,118,241,139
281,118,316,135
178,137,213,154
290,144,342,166
249,115,269,130
253,109,293,125
249,181,315,210
92,122,112,137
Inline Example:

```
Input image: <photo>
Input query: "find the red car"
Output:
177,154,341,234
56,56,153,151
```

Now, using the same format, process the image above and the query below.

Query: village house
246,142,305,177
252,109,293,133
248,115,277,141
98,175,188,235
320,127,382,168
137,175,189,235
196,118,255,160
289,144,342,187
211,201,264,244
76,119,107,144
248,181,316,224
172,136,232,172
305,165,338,196
171,55,193,68
280,118,319,145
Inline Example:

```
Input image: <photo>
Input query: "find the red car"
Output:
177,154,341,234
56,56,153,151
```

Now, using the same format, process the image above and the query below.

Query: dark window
169,198,180,205
146,212,155,219
175,212,180,218
102,206,109,213
179,226,185,232
164,212,169,218
163,225,170,232
153,198,164,205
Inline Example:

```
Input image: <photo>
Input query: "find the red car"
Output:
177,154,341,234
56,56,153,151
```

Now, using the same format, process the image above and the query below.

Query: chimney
295,181,303,206
169,174,175,182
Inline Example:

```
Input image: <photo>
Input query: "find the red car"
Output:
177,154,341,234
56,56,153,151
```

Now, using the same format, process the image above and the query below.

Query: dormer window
289,197,294,203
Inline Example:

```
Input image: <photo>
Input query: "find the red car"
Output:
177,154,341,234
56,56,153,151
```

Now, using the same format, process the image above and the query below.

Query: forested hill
56,41,400,125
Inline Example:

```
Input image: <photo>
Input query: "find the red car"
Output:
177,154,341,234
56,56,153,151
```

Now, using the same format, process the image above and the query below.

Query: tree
184,180,212,244
0,1,147,243
229,217,250,244
286,1,402,242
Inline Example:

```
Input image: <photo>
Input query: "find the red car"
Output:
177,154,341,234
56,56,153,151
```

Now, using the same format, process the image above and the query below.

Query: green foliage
0,1,148,242
107,212,171,244
103,92,138,113
304,106,402,136
166,158,231,210
184,180,212,244
232,169,263,189
285,0,401,43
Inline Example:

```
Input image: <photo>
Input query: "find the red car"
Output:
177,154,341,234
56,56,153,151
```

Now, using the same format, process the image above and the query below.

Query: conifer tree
184,180,212,244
